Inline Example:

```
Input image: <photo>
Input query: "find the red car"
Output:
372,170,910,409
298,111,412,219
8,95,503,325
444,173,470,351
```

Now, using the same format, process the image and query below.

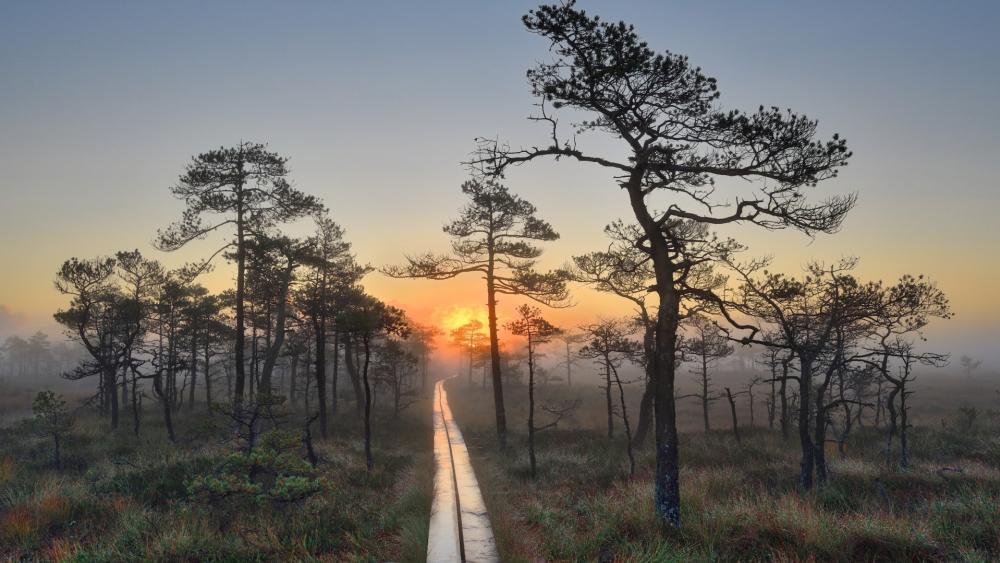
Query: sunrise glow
433,305,489,342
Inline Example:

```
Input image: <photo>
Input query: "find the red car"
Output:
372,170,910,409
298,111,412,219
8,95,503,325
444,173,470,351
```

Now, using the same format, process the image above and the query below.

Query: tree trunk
768,371,776,430
344,337,364,416
105,364,119,430
331,330,340,417
393,369,401,419
797,356,815,490
814,403,828,486
120,363,128,417
779,361,790,441
203,333,212,409
362,336,374,471
289,348,299,407
632,387,654,447
131,368,141,436
701,355,710,432
631,323,656,447
875,380,885,428
249,322,257,403
154,371,175,443
899,387,910,470
528,337,537,478
188,327,197,410
234,201,246,412
98,336,108,417
613,364,636,477
485,270,507,449
304,344,312,413
725,387,740,444
605,357,614,439
259,263,294,400
630,176,682,527
155,325,174,442
651,294,681,527
314,315,328,439
837,374,852,458
885,385,900,466
565,341,572,387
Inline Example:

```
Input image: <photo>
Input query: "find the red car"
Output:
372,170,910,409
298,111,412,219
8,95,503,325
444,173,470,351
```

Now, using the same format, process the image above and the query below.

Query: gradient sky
1,1,998,366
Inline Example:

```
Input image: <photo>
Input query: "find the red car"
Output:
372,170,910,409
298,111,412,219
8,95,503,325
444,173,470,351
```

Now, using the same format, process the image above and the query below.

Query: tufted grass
0,397,434,562
447,380,1000,562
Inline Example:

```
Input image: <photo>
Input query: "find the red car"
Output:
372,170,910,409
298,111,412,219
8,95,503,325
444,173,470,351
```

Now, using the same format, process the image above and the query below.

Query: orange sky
1,152,997,368
1,1,997,368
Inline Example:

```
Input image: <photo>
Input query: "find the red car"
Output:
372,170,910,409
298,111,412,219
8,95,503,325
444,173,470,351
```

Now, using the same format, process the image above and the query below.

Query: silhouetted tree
407,324,442,392
745,375,763,429
681,315,733,432
723,387,744,444
1,336,28,378
147,273,197,442
831,363,874,456
193,292,229,412
283,326,309,408
865,275,951,469
156,142,323,412
1,333,57,381
337,295,410,470
573,221,726,447
248,235,319,408
55,255,149,430
474,1,854,525
506,304,561,478
959,355,981,378
26,333,53,379
758,346,783,432
579,318,641,475
762,343,797,441
30,390,74,470
727,259,882,488
180,284,211,411
297,212,366,437
450,319,486,387
386,179,568,448
115,250,166,434
373,338,419,418
571,222,657,446
552,331,586,387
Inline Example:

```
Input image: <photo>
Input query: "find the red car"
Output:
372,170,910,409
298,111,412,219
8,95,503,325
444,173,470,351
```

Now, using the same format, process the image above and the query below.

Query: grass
0,398,434,562
3,374,996,561
446,379,1000,562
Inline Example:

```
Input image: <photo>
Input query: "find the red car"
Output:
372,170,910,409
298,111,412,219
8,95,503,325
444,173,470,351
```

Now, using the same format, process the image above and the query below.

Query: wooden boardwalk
426,379,499,563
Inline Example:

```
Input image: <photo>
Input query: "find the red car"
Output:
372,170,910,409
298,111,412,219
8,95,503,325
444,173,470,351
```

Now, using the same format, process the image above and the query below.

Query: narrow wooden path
426,378,499,563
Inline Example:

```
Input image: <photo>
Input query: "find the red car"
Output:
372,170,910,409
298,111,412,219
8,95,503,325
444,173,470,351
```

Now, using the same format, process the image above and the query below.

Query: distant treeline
0,332,84,382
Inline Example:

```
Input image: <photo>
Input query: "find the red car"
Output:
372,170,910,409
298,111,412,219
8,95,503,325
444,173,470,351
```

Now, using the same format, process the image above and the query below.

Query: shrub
187,429,323,506
97,456,216,505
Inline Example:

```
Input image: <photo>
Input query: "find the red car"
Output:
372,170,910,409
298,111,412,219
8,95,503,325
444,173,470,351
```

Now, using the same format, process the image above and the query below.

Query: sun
435,305,489,335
